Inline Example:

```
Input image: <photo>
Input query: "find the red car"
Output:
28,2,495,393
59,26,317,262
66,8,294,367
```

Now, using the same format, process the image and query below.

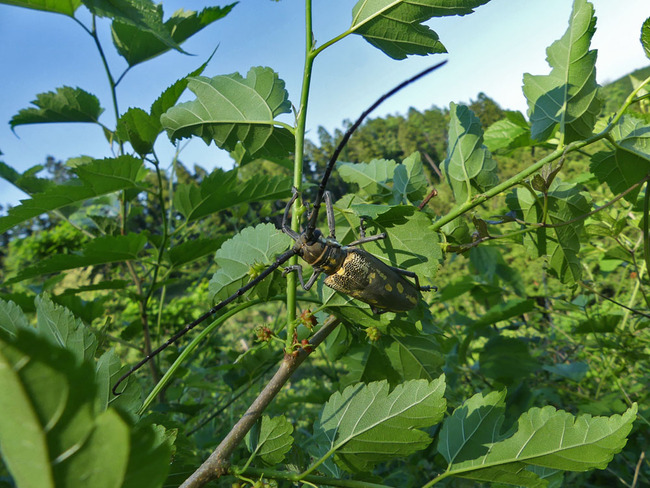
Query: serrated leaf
209,223,292,301
484,111,534,152
174,167,290,222
95,350,141,415
642,17,650,59
442,102,499,203
0,156,145,234
245,415,294,465
167,237,228,268
82,0,185,54
10,86,103,129
350,0,489,60
384,334,444,381
363,205,441,281
161,67,294,159
392,152,428,204
438,390,637,485
35,294,97,364
590,149,650,203
111,4,235,66
609,114,650,162
0,298,30,338
116,107,160,156
337,159,396,199
0,0,81,16
7,233,148,284
315,377,446,472
507,182,591,285
523,0,601,143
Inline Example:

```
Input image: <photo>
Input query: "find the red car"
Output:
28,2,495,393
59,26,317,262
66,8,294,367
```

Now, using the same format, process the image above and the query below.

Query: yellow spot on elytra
378,272,387,280
397,282,404,293
385,283,393,292
369,272,376,281
407,294,417,304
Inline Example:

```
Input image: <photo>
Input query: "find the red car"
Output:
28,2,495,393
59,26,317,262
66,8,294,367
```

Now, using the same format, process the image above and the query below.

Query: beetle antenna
112,248,298,395
306,59,448,238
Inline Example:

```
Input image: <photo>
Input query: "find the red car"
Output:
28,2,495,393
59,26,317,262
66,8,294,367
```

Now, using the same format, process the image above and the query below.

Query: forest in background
0,1,648,487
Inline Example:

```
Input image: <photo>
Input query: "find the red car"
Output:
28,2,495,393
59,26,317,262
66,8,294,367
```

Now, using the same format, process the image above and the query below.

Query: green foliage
523,0,600,143
1,0,648,487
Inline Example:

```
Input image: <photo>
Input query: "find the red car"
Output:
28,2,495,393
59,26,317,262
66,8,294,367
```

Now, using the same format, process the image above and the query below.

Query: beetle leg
348,217,387,247
389,266,438,292
283,264,322,291
282,188,301,240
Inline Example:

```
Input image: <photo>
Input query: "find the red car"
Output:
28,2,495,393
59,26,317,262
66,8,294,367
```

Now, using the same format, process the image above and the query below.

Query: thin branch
180,315,341,488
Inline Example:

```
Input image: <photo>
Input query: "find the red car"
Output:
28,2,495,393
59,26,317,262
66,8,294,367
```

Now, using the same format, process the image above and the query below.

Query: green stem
286,0,316,351
138,299,264,414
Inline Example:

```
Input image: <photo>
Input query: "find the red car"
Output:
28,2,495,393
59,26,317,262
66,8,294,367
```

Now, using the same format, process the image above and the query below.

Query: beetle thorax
294,229,347,274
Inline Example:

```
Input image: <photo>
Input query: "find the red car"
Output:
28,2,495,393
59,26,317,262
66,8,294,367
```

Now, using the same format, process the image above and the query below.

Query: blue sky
1,0,649,208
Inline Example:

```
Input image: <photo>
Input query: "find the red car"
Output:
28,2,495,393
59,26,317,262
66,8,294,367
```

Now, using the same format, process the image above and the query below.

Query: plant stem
180,315,341,488
234,466,392,488
286,0,316,350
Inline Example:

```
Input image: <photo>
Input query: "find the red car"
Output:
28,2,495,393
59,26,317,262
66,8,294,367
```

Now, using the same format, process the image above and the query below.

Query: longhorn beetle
112,60,447,395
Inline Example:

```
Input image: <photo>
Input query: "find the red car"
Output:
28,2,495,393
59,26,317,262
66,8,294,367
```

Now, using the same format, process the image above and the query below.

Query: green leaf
82,0,185,54
350,0,490,60
95,349,142,415
315,377,446,472
35,294,97,364
7,233,148,284
122,422,175,488
245,415,294,465
439,391,637,484
0,0,81,16
479,337,537,386
610,114,650,162
10,86,103,129
384,333,444,381
0,298,30,338
0,156,145,234
167,237,228,268
337,159,397,199
471,298,536,329
543,362,589,381
362,204,442,281
116,107,160,156
523,0,601,143
209,223,292,302
392,152,428,204
590,149,650,203
442,102,499,203
507,182,591,285
484,111,534,153
174,167,291,222
161,67,294,159
642,17,650,59
112,4,235,66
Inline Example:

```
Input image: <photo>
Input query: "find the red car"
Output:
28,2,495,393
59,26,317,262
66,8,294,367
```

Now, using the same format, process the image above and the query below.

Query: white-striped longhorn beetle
112,60,446,395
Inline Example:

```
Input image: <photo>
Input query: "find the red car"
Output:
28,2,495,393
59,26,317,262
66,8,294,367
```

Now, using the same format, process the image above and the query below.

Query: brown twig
180,315,342,488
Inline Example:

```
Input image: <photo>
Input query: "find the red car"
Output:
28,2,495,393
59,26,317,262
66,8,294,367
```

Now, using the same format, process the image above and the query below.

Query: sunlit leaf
642,17,650,60
112,4,235,66
484,111,534,152
523,0,600,143
209,223,292,302
315,377,446,472
442,102,498,203
0,298,30,338
350,0,490,60
0,156,145,234
590,149,650,203
0,0,81,16
10,86,103,129
161,67,294,159
245,415,294,465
